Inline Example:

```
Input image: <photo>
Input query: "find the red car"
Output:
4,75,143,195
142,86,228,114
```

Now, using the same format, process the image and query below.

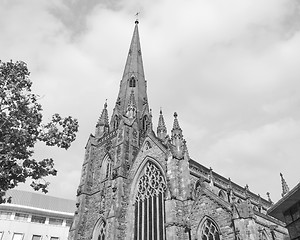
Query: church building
68,20,289,240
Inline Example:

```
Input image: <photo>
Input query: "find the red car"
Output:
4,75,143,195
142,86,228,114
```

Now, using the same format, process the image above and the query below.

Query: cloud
1,0,300,202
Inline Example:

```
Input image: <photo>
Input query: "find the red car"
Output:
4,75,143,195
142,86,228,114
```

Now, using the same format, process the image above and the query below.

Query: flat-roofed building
0,189,75,240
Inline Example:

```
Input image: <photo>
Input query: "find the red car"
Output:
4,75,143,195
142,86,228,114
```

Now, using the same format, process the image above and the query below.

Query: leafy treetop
0,60,79,203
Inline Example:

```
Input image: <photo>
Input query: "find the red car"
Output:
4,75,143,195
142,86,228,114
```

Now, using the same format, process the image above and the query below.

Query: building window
31,215,46,224
129,77,136,87
218,190,227,201
14,213,29,221
0,210,12,219
49,218,63,225
66,219,73,227
92,219,106,240
200,218,220,240
134,162,166,240
32,235,42,240
142,115,148,131
113,115,119,130
50,237,59,240
12,233,24,240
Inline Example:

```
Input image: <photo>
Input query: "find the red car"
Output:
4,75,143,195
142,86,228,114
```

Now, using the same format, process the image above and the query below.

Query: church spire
157,109,167,140
280,173,289,197
113,21,148,119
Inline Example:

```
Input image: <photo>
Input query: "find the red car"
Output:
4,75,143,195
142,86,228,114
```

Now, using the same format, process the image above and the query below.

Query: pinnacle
97,101,109,126
280,172,289,197
172,112,182,132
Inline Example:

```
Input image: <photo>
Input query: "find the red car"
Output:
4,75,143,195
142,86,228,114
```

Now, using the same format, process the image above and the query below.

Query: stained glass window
134,162,166,240
201,218,220,240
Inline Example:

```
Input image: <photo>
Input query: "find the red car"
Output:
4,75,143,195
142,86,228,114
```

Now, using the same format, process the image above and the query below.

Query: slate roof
3,189,76,214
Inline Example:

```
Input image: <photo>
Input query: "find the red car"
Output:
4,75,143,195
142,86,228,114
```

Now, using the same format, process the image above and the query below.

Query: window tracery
134,162,166,240
92,219,106,240
200,218,220,240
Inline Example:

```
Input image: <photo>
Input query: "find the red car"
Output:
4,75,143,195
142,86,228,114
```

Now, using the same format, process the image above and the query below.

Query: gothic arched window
129,77,136,87
134,162,166,240
92,219,106,240
200,218,220,240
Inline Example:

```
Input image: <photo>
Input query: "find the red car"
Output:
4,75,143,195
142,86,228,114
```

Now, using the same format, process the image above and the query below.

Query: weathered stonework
68,21,289,240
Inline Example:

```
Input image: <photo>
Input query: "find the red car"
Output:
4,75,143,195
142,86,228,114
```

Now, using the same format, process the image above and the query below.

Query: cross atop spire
280,173,289,197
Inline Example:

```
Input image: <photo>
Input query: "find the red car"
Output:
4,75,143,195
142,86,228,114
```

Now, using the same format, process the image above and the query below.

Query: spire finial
135,12,140,24
104,99,107,109
280,173,289,197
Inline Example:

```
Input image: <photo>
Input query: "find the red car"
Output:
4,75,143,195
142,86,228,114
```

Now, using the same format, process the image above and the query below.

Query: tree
0,60,79,203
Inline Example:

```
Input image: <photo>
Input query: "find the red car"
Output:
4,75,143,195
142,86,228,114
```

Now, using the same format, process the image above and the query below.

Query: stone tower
69,21,289,240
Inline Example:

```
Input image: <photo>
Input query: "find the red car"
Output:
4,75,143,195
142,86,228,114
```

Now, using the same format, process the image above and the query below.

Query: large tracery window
134,162,166,240
200,218,220,240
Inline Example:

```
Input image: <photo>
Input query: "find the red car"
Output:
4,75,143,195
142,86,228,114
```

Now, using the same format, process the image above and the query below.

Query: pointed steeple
113,21,148,120
96,101,109,137
157,109,167,140
280,173,289,197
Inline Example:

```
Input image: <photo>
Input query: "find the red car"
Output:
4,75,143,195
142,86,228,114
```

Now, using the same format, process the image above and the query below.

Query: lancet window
200,218,220,240
100,155,112,182
142,115,148,132
113,115,119,130
134,162,166,240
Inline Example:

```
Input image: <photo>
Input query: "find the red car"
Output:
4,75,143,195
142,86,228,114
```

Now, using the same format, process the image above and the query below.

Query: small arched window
200,218,220,240
142,115,148,131
129,77,136,87
218,190,227,201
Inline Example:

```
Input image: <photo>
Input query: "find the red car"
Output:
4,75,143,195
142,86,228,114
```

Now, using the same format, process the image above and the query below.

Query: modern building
0,189,75,240
68,20,289,240
268,174,300,240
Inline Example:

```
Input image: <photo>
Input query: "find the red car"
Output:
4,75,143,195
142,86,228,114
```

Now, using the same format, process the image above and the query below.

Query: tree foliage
0,60,79,203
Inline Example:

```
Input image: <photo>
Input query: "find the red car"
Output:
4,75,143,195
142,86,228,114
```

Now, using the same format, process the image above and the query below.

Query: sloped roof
2,189,76,214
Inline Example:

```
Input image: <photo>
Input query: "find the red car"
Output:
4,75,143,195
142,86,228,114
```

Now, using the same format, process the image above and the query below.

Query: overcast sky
1,0,300,203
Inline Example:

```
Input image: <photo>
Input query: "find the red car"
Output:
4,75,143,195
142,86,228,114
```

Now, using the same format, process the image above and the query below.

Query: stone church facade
68,21,289,240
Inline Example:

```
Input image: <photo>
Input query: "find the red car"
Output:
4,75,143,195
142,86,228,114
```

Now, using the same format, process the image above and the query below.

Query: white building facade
0,190,75,240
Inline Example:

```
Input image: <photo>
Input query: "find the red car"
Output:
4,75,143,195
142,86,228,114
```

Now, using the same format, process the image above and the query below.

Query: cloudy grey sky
1,0,300,202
